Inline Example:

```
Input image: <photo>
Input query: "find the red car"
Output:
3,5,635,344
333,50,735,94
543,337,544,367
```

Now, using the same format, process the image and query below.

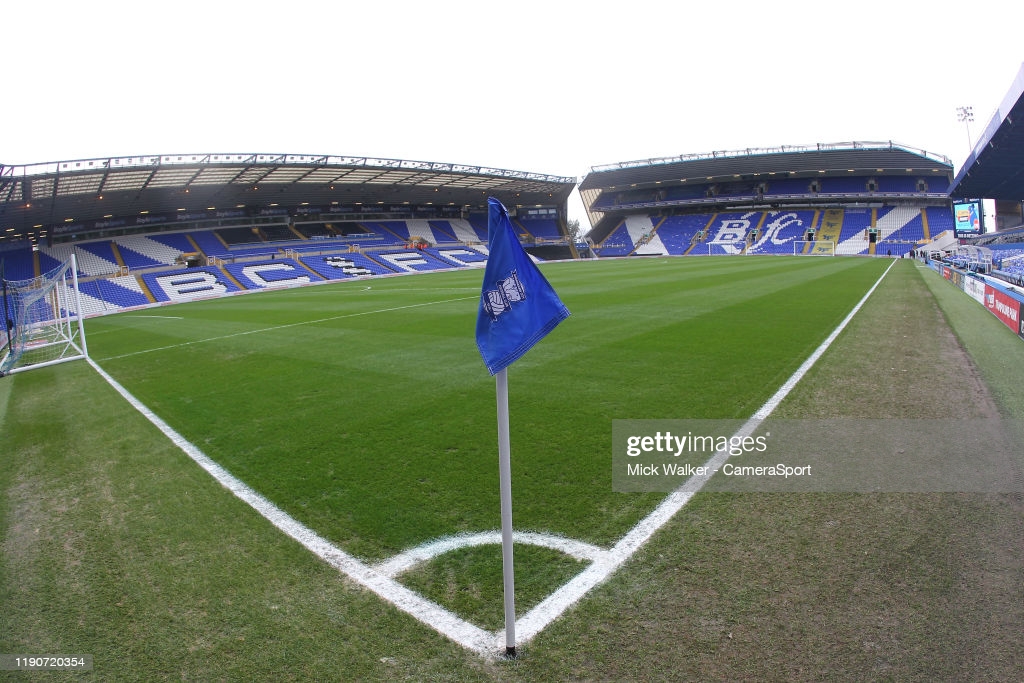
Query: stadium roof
949,62,1024,201
580,141,953,192
0,153,577,242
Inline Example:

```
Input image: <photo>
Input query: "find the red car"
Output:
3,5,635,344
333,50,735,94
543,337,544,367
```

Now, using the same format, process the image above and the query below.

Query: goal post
1,253,89,376
793,240,835,256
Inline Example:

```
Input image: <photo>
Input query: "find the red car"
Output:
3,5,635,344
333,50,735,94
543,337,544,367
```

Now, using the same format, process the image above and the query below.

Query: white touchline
88,259,897,656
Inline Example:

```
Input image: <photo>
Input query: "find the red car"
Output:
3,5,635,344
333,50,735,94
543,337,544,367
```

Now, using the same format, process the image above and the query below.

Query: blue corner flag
475,197,570,375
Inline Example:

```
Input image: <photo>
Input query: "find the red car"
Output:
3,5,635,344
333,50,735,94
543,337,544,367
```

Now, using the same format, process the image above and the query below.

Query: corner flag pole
495,366,516,657
476,196,570,658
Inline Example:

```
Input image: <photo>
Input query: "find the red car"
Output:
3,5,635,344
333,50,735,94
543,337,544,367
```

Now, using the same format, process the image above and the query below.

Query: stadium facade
3,134,1023,318
579,141,957,258
0,154,578,316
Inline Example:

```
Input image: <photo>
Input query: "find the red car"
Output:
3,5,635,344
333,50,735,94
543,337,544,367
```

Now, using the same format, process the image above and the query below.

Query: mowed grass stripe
83,256,890,560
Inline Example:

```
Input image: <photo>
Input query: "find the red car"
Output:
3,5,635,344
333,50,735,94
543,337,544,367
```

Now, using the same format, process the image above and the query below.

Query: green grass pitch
4,255,1021,680
84,256,889,560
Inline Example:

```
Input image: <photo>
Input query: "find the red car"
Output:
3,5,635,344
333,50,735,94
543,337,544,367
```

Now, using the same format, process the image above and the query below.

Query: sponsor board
984,285,1022,333
964,276,987,305
950,269,965,290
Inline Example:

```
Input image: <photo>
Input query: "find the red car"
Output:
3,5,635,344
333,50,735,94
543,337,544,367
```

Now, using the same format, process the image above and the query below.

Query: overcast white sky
3,0,1022,227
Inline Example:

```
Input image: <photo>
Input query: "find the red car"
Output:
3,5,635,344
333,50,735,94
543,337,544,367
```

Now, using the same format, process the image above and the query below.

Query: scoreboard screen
953,200,983,236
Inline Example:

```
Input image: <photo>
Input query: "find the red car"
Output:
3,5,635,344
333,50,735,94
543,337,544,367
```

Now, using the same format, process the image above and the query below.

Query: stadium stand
2,140,999,318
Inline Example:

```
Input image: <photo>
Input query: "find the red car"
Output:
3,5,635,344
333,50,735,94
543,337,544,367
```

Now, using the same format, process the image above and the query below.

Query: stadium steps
186,233,204,256
682,221,711,256
815,209,843,244
219,266,246,290
109,242,128,269
133,274,158,303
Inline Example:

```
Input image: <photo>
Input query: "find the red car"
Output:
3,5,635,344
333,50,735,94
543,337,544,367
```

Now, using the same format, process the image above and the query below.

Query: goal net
1,254,88,376
792,240,835,256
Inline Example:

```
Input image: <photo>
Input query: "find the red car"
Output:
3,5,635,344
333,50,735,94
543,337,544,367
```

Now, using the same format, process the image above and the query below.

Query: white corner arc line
374,531,605,578
87,258,897,656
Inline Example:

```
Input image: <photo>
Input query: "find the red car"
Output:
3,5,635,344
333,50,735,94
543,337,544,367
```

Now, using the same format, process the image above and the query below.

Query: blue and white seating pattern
519,218,562,240
117,235,179,269
223,258,323,290
424,246,489,267
656,214,709,255
141,267,243,303
594,222,634,256
702,212,760,255
0,247,36,281
747,211,816,255
368,249,453,273
2,206,962,316
301,253,397,280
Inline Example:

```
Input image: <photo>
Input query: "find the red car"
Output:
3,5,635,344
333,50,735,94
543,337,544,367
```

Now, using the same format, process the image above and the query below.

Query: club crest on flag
482,270,527,321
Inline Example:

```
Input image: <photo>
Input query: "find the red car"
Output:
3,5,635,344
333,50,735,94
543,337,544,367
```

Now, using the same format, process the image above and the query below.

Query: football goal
793,240,835,256
1,254,88,376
